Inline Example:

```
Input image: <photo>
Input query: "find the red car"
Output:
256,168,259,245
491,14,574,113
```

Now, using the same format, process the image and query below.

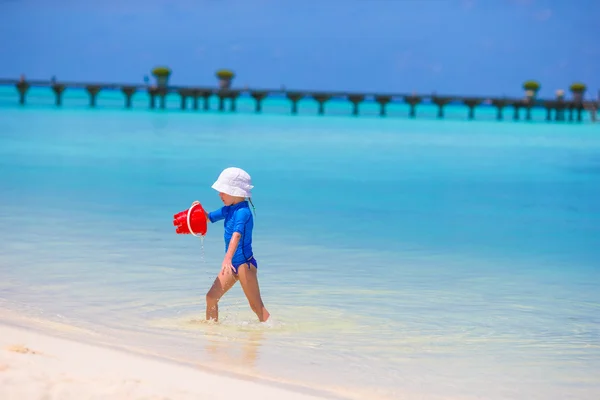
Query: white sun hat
211,167,254,198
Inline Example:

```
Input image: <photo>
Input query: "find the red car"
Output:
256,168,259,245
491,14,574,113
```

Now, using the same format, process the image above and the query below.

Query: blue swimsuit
208,201,257,274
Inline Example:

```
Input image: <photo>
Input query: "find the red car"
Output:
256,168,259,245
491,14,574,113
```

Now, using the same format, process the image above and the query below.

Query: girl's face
219,192,233,205
219,192,242,206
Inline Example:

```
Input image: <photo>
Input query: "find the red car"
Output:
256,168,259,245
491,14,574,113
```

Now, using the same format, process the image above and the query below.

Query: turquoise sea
1,87,599,400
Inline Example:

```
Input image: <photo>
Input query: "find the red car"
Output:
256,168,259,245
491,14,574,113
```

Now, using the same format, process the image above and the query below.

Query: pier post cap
404,95,422,103
491,98,508,107
542,99,559,107
431,95,452,104
51,83,66,92
148,86,167,95
285,92,306,101
85,84,102,93
348,94,365,103
374,95,392,103
462,97,483,104
177,88,194,96
217,88,240,98
250,90,269,99
16,80,30,90
121,85,137,94
311,93,332,101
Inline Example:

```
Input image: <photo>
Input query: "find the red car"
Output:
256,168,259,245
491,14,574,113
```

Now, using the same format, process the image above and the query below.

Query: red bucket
173,202,207,236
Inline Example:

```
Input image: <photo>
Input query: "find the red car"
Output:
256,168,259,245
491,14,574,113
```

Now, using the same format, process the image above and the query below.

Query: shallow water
1,91,599,400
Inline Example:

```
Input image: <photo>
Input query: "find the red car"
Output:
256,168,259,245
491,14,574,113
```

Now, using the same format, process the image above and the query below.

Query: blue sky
0,0,598,98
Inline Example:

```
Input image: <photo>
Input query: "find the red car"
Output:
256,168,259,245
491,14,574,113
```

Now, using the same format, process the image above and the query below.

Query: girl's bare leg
237,264,270,322
206,269,237,322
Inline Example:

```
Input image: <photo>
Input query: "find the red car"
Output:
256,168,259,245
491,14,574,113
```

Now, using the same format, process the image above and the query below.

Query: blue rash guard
208,201,255,267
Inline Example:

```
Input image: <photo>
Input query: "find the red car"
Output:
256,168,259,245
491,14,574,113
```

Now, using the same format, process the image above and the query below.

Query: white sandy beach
0,323,334,400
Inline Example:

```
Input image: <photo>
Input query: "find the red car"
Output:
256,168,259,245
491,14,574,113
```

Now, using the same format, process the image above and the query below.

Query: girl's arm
222,232,241,273
224,232,242,262
207,207,227,223
192,200,225,223
222,209,250,273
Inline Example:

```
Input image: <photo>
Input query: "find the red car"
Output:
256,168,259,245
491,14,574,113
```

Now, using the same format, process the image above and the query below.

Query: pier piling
121,86,136,108
510,102,521,120
251,91,268,113
432,96,452,118
543,101,554,121
491,99,507,120
463,98,482,120
287,92,303,114
86,85,101,108
148,87,157,109
148,87,167,110
159,89,167,109
405,95,421,118
190,90,200,110
348,94,365,116
51,84,66,106
16,81,29,105
375,95,392,117
199,90,211,111
523,100,534,121
217,91,228,112
313,94,331,115
178,89,191,110
573,104,584,122
567,106,574,122
228,90,240,112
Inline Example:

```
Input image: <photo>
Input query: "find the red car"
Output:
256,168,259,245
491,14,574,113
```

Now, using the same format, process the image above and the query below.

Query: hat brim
211,181,252,198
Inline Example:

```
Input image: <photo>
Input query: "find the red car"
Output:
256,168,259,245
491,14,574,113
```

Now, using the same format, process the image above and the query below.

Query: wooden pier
1,78,597,122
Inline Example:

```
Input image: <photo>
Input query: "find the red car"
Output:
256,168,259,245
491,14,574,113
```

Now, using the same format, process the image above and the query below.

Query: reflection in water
202,324,265,373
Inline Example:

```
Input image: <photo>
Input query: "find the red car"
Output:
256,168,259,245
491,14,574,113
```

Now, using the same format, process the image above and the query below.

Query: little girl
195,167,270,323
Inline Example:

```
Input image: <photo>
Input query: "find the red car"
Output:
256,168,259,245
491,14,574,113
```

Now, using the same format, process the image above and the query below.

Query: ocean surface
1,87,599,400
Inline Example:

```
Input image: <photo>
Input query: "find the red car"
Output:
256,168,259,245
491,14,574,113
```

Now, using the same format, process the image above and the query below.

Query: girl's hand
221,257,235,275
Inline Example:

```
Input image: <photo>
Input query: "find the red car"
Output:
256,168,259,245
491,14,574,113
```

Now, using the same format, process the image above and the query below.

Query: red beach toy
173,202,208,236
